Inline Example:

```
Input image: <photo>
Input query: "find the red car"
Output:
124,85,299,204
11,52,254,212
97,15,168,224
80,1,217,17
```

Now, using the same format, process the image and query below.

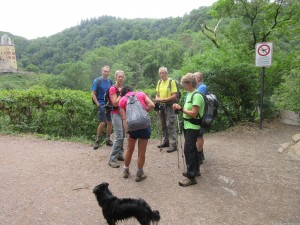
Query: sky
1,0,217,40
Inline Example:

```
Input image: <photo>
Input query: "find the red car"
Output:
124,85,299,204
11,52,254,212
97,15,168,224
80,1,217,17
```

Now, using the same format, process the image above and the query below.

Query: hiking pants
159,104,177,149
109,113,124,161
184,128,200,179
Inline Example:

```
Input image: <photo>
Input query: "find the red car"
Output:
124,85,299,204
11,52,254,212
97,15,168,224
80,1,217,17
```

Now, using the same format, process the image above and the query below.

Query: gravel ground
1,120,300,225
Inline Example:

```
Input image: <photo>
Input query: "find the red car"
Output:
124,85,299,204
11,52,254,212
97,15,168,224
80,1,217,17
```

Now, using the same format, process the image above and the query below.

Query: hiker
194,71,206,164
108,70,125,168
155,66,178,153
119,86,155,182
172,73,205,187
91,65,113,149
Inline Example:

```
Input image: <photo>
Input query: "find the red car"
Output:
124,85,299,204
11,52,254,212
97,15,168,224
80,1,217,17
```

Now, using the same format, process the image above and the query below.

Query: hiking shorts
197,128,205,138
98,105,111,122
128,127,151,140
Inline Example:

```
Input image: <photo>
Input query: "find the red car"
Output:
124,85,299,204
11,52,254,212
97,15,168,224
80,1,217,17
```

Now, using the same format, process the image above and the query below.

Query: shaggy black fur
93,182,160,225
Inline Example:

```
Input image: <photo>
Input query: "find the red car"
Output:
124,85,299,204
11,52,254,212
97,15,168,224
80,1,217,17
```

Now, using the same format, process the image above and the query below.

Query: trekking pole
158,110,163,152
155,102,163,152
175,110,184,170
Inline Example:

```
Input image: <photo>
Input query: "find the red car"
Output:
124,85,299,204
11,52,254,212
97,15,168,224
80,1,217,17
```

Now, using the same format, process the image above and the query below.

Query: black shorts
128,127,151,140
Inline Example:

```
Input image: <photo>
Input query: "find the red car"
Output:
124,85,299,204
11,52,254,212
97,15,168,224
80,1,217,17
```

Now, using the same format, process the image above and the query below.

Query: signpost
255,42,273,129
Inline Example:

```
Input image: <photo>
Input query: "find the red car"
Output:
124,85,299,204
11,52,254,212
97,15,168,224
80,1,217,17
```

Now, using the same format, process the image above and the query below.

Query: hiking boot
106,139,113,146
167,147,177,153
135,173,147,182
108,160,120,168
93,140,100,150
123,169,130,178
117,155,124,161
183,171,201,177
179,177,197,187
157,143,169,148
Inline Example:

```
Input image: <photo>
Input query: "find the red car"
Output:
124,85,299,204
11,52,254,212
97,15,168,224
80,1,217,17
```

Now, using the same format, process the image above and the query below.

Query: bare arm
119,108,128,133
91,91,99,106
145,95,155,112
110,93,121,107
172,104,200,119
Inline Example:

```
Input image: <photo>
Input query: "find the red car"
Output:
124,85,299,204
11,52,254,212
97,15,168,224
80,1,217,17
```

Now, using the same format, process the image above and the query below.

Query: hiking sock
95,136,101,142
123,166,129,170
200,149,205,160
198,151,203,165
106,135,110,141
136,168,144,176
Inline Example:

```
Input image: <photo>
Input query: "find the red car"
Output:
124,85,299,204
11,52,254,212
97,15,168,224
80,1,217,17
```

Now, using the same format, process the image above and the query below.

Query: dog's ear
100,182,109,188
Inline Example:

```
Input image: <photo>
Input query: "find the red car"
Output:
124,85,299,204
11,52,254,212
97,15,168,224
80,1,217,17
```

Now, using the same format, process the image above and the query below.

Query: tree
60,62,91,91
210,0,300,49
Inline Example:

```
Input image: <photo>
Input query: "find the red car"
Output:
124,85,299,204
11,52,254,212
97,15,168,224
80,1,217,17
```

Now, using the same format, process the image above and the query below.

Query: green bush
0,86,98,140
0,86,164,140
271,69,300,112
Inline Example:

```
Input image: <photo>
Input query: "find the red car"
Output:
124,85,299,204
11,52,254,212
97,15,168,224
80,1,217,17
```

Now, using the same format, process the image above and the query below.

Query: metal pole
157,110,163,152
176,113,180,168
259,67,265,129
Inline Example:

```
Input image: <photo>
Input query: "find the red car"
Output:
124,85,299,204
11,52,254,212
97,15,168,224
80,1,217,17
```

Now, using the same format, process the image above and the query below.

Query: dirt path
1,121,300,225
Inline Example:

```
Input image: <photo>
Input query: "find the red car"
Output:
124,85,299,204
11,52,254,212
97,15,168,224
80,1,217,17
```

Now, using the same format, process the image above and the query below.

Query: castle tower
0,34,17,73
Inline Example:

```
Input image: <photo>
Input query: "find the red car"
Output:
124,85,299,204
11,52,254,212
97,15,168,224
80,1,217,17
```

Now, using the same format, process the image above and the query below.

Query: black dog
93,182,160,225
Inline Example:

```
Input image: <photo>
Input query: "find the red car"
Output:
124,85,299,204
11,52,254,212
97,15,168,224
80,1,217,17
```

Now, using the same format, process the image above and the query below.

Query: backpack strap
95,78,101,99
184,91,203,125
169,79,175,93
96,78,113,100
158,78,176,95
157,80,162,95
107,85,119,110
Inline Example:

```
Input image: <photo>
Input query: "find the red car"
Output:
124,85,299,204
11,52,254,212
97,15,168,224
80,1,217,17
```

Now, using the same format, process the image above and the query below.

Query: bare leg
97,122,106,137
137,139,148,169
196,137,204,152
124,136,136,167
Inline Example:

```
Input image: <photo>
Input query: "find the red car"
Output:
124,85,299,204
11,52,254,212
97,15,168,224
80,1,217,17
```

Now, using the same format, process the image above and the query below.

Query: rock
278,142,291,153
290,141,300,158
292,133,300,143
280,110,300,126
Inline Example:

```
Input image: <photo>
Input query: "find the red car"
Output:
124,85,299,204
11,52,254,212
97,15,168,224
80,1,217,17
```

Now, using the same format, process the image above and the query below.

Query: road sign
255,42,273,67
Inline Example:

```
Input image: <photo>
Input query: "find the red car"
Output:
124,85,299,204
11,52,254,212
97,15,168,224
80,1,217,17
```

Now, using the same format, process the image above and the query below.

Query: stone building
0,34,17,73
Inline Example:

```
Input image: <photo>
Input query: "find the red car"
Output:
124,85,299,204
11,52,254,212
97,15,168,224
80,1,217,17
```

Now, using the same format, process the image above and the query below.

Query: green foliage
0,86,163,140
1,0,299,137
0,73,58,90
25,64,40,73
271,66,300,112
0,87,98,140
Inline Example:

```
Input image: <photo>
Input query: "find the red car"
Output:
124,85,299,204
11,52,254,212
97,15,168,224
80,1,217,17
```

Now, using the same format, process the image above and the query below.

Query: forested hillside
0,0,299,140
0,7,211,74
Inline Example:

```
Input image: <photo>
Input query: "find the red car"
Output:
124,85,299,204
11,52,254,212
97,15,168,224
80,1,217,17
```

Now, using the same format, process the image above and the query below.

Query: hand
172,103,181,110
98,105,105,111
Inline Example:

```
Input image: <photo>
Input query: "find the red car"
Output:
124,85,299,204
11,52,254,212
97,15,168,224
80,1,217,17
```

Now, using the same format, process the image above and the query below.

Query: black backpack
158,78,181,103
185,91,219,129
104,85,120,112
92,78,113,105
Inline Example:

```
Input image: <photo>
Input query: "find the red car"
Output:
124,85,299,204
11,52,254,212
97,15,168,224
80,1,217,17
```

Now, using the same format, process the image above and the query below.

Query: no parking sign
255,42,273,129
255,42,273,67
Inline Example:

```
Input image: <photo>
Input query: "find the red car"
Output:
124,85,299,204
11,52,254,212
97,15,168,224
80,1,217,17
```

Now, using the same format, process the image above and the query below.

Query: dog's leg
106,218,116,225
137,217,151,225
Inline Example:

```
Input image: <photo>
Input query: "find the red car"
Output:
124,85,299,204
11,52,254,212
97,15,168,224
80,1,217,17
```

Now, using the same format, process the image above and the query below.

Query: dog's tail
151,210,160,224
